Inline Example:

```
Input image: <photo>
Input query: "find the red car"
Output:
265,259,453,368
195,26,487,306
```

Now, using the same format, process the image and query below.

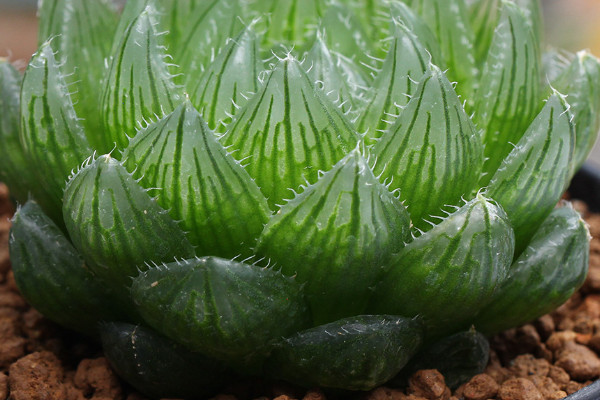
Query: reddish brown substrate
0,183,599,400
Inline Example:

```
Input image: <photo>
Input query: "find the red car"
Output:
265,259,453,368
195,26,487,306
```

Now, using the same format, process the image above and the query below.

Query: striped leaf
10,201,127,335
372,63,484,227
256,148,411,325
473,204,589,334
486,91,575,255
37,0,118,150
189,25,262,132
466,0,501,65
266,315,424,391
406,0,479,102
101,6,184,150
121,102,271,259
551,51,600,174
62,155,195,293
221,56,359,208
130,257,311,366
0,61,38,204
475,1,541,183
514,0,543,47
20,41,92,220
357,22,431,143
368,194,514,338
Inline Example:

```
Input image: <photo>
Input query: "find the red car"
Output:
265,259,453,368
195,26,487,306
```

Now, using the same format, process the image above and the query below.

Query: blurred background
1,0,600,165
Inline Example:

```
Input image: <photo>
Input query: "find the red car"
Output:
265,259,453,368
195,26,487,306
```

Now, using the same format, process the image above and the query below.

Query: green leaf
475,0,542,183
20,41,93,220
466,0,501,65
551,50,600,173
100,322,230,399
189,25,263,132
101,5,184,150
485,91,575,255
130,257,311,367
513,0,543,47
372,63,484,226
0,60,38,203
369,194,514,338
62,155,195,292
37,0,118,149
472,204,589,334
356,22,431,143
10,201,126,335
266,315,424,391
121,102,270,259
256,148,411,324
406,0,479,101
221,56,359,208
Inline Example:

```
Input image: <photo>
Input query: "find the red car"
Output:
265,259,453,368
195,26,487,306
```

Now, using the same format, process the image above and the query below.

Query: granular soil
0,181,599,400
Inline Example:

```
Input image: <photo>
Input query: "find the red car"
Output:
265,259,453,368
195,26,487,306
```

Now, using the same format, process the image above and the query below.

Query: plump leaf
357,22,431,143
372,63,484,226
266,315,424,391
256,148,411,324
221,56,359,208
189,25,262,132
130,257,311,367
486,91,575,255
475,1,542,183
101,6,184,150
10,201,127,335
551,51,600,173
467,0,501,66
473,204,589,334
121,102,271,259
100,322,230,399
37,0,118,149
0,60,38,203
369,195,514,338
20,41,92,221
62,155,195,293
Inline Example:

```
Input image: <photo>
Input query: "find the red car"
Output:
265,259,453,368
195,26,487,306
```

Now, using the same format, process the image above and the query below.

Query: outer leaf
406,0,479,101
0,60,37,203
266,315,424,391
486,91,575,254
10,201,126,335
189,25,262,132
20,41,92,220
62,155,195,292
121,102,271,259
552,51,600,173
472,204,589,334
100,322,230,399
372,63,484,226
256,148,411,324
475,1,541,182
101,6,184,150
130,257,311,367
221,56,359,208
356,22,431,142
466,0,501,65
369,195,514,337
37,0,118,150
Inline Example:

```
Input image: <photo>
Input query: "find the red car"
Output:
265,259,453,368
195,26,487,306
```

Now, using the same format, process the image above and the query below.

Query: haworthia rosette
130,257,311,366
221,56,359,208
369,194,514,337
101,6,184,150
372,63,484,226
256,148,411,324
121,102,271,259
486,91,575,255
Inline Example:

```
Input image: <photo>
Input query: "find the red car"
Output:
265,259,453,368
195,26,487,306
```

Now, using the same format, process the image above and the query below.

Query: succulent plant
0,0,598,397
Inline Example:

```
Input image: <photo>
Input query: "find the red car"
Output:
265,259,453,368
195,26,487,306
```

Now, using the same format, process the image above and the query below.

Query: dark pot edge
564,163,600,399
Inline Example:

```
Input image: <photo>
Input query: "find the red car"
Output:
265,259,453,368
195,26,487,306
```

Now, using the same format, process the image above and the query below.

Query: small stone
484,364,512,385
0,372,7,400
8,351,66,400
565,381,585,395
408,370,451,400
546,331,577,352
547,365,570,390
555,341,600,381
462,374,498,400
533,315,554,340
508,355,550,378
367,387,406,400
498,378,543,400
302,389,326,400
73,357,123,399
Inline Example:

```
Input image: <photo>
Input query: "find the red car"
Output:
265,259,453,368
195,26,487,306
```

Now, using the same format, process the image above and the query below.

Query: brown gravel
1,183,600,400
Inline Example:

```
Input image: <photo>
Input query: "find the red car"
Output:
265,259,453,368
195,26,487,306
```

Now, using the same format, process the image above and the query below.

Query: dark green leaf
130,257,311,367
121,102,270,259
256,148,411,324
